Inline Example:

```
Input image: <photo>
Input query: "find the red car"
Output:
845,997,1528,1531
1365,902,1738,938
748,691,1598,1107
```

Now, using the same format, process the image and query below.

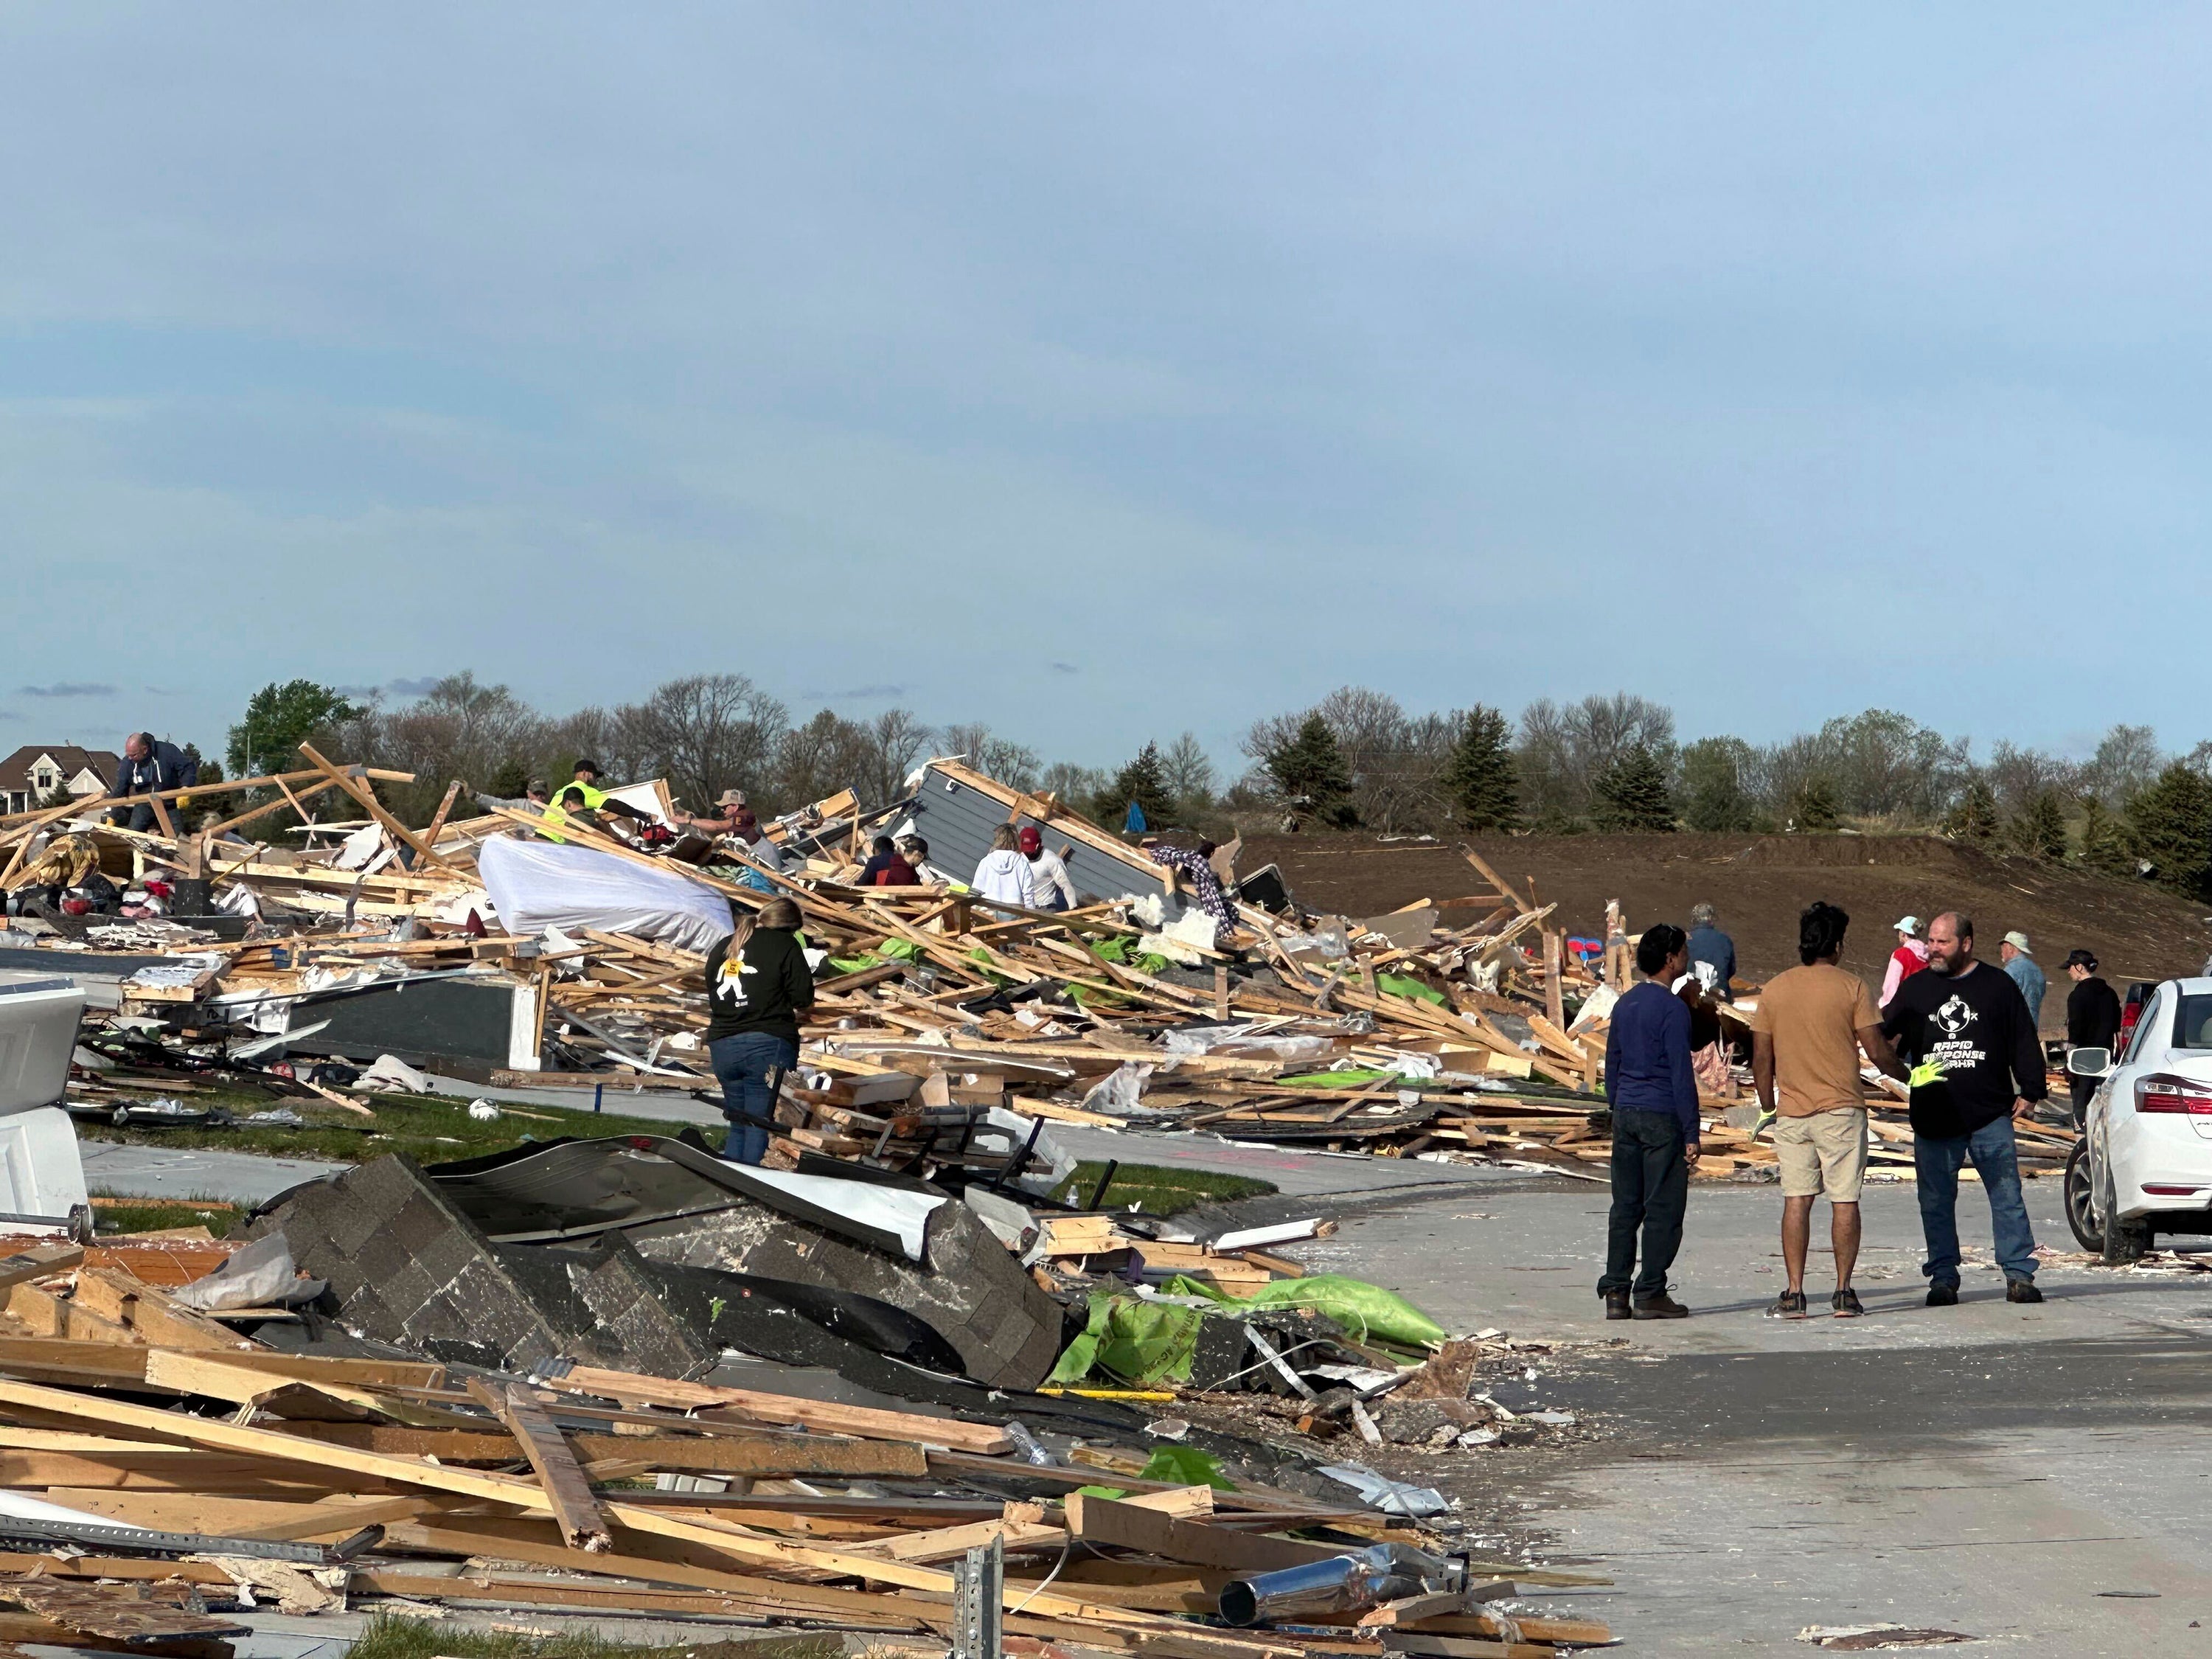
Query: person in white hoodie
971,823,1035,911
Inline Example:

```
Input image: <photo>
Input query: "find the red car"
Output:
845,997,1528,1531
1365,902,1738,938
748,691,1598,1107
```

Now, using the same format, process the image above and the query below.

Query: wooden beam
296,742,456,872
466,1377,611,1552
1458,846,1533,914
1062,1493,1341,1573
552,1366,1013,1454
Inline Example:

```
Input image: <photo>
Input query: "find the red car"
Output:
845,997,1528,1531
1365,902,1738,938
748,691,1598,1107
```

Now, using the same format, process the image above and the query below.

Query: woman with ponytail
703,895,813,1164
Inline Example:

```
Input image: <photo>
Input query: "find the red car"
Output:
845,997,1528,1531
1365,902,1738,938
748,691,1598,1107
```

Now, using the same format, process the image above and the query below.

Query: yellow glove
1909,1059,1947,1090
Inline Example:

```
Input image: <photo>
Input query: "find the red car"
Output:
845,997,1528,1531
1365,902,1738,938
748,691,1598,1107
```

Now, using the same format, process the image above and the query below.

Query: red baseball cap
1017,826,1042,853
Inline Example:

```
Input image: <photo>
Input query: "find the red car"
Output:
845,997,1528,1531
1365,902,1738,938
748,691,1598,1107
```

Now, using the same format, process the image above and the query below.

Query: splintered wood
0,1241,1607,1655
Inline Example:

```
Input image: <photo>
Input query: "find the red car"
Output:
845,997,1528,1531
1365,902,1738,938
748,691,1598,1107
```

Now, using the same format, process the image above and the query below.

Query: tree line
214,674,2212,902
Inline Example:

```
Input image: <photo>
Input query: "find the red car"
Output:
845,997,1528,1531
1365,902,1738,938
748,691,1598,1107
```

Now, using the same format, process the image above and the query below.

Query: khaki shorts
1773,1107,1868,1201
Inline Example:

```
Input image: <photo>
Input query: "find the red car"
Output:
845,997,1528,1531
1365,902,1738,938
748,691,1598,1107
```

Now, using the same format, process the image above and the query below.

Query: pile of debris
5,745,2062,1189
0,1140,1615,1656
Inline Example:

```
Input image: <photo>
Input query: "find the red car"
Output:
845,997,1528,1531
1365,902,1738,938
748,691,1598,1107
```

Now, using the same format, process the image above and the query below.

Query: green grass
1048,1159,1274,1215
88,1197,240,1238
77,1088,686,1164
345,1614,839,1659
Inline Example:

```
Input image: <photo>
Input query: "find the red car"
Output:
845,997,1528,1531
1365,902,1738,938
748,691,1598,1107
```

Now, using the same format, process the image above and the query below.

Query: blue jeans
709,1032,796,1166
1916,1115,2038,1286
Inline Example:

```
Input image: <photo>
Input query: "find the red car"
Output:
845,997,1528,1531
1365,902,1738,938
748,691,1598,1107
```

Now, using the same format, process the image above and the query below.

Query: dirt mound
1242,830,2212,1025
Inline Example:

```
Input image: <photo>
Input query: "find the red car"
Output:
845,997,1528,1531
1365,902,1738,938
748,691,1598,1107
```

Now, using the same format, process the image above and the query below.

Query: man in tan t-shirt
1742,901,1907,1320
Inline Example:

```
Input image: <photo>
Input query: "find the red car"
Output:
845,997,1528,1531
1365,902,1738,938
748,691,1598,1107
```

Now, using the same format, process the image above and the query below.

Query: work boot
2006,1279,2044,1304
1632,1292,1689,1320
1926,1283,1959,1307
1601,1290,1632,1321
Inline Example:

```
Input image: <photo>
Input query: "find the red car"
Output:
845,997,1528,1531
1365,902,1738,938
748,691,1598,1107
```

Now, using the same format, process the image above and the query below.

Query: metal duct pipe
1217,1543,1459,1628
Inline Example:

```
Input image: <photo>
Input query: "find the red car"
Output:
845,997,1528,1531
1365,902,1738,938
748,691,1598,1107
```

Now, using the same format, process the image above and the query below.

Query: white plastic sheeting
723,1162,947,1262
478,835,734,956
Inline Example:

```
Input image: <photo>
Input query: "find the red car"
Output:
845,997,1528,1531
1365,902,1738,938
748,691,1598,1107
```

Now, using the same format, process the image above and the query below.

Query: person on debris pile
684,789,752,837
897,835,950,884
1999,931,2047,1032
1019,826,1079,911
1598,922,1700,1321
540,785,603,841
472,778,557,838
728,811,785,894
703,894,813,1166
106,732,198,832
856,835,919,886
1880,915,1930,1009
972,824,1036,910
1686,902,1736,1000
1744,901,1906,1321
2062,948,2122,1130
1146,840,1237,941
557,759,656,830
1882,911,2047,1307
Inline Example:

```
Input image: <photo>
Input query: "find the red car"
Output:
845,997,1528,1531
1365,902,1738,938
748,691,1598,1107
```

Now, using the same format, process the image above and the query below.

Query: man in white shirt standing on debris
1019,826,1079,912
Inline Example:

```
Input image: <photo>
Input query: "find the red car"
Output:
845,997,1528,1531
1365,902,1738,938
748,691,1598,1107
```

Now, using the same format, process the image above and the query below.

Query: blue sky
6,4,2211,773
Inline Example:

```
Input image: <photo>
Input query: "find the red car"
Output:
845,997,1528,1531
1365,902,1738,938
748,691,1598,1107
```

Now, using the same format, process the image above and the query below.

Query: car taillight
2135,1073,2212,1115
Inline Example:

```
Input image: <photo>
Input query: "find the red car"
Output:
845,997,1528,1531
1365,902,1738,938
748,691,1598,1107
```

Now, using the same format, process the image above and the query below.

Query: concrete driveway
1287,1171,2212,1656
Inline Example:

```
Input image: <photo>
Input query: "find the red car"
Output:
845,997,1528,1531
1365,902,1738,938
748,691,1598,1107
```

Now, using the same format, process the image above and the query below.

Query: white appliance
0,973,92,1236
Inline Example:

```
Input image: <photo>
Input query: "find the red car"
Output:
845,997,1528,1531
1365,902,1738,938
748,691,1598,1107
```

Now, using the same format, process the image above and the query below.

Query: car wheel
2099,1152,2152,1266
2065,1141,2103,1252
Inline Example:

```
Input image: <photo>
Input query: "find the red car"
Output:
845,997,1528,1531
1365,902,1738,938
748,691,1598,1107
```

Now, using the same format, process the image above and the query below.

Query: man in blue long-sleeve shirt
1599,922,1700,1320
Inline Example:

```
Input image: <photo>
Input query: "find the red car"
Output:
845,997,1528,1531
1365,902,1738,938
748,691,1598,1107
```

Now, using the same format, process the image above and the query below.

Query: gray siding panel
898,767,1189,917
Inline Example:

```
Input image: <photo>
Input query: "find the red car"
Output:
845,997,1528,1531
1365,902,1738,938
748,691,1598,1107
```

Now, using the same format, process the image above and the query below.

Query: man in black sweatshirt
702,896,814,1166
2063,949,2123,1130
1882,911,2047,1306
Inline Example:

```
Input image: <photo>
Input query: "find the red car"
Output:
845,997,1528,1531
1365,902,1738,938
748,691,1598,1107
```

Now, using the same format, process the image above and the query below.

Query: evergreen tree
1592,744,1675,832
1789,775,1841,832
1944,779,2001,845
2008,789,2070,863
2124,762,2212,897
489,758,532,800
1680,737,1754,832
1264,714,1357,829
1100,742,1177,831
2079,796,2136,880
1441,705,1518,831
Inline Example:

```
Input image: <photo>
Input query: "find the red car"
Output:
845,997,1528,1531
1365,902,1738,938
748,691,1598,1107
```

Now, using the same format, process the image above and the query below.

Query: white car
2065,975,2212,1262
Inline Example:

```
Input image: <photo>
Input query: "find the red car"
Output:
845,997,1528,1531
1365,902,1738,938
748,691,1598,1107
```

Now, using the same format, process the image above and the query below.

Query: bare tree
858,709,934,808
620,673,789,813
2081,723,2162,807
1980,739,2083,820
1516,692,1675,823
938,722,1041,792
1160,732,1217,813
1040,760,1107,811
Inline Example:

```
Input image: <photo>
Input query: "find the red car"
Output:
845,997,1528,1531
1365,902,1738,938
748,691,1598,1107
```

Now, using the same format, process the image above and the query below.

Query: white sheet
478,836,735,956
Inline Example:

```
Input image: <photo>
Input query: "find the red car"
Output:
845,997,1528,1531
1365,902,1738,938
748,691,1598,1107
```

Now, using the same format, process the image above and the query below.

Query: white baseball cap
1893,916,1921,936
2003,931,2031,954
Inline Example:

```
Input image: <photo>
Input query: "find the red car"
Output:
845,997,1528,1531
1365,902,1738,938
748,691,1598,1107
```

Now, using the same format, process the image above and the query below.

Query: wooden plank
554,1365,1012,1454
1458,848,1532,914
0,1374,1163,1630
0,1244,84,1290
297,742,458,872
0,1281,135,1343
268,1421,928,1476
80,1270,250,1352
1062,1493,1343,1573
467,1377,611,1553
